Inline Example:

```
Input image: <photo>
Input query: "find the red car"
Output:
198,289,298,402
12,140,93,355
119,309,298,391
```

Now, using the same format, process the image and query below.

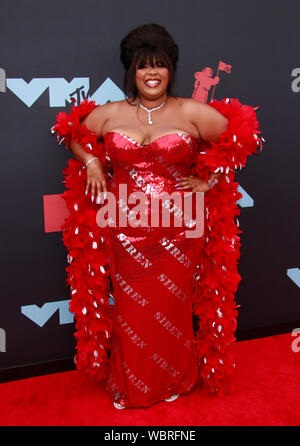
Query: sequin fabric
102,131,204,408
52,98,264,405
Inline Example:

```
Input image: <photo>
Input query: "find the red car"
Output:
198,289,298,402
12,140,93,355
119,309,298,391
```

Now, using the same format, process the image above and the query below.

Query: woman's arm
178,99,229,192
69,104,107,165
52,100,113,199
186,99,229,143
76,104,112,198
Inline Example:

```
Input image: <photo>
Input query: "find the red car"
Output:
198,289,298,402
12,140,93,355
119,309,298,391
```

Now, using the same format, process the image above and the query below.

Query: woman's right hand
84,158,107,203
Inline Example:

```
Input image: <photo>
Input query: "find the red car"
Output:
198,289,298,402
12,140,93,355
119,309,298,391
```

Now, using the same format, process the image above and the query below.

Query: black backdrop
0,0,299,376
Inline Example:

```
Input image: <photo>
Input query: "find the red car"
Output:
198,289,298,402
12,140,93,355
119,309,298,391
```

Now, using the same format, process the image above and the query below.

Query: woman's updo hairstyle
120,24,179,104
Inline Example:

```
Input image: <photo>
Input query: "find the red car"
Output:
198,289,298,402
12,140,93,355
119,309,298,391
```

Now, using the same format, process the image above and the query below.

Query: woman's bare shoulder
179,97,228,142
81,100,120,137
179,96,212,113
179,96,226,121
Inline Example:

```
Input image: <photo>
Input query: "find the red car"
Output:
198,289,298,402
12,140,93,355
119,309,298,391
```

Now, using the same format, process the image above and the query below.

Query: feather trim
51,98,106,166
191,97,264,397
193,97,263,181
52,100,114,379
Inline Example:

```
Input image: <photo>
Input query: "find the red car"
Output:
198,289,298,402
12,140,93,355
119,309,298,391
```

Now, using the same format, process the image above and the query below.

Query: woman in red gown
52,24,263,409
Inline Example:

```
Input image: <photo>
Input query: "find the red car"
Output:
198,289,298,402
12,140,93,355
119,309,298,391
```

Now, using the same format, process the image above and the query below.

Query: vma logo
21,300,74,327
0,69,125,107
287,268,300,288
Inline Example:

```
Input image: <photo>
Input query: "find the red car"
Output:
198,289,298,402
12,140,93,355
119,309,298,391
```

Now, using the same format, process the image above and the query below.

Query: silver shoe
113,402,126,409
164,394,180,402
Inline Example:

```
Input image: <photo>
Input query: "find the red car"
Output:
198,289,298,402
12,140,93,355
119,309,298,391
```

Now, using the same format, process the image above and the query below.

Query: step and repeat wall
0,0,299,372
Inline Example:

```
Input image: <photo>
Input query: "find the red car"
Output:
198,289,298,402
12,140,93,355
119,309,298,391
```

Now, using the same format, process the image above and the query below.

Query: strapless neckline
104,131,199,147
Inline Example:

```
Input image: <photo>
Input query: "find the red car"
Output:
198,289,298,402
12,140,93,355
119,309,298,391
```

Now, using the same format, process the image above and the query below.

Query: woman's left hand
175,173,223,193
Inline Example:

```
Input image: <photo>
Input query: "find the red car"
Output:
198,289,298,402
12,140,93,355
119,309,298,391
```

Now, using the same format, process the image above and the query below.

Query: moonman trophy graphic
192,60,232,103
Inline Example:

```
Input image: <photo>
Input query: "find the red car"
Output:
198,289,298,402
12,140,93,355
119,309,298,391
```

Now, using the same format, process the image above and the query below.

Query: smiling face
135,54,170,101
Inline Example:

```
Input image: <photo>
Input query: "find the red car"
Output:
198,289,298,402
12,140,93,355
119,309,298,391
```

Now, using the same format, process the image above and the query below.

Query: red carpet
0,332,299,426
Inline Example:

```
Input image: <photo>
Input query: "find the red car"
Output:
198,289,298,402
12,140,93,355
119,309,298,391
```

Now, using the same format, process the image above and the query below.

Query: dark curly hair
120,24,179,105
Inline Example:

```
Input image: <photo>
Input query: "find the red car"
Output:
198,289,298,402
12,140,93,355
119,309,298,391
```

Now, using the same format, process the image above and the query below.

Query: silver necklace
137,97,167,125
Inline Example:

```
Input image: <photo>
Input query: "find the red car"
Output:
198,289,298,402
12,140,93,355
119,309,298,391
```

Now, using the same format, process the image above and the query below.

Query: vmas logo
190,60,255,208
0,67,125,107
192,60,232,103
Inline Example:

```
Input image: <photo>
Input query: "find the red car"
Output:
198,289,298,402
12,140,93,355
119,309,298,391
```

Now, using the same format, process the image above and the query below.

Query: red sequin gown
102,131,204,408
52,98,264,409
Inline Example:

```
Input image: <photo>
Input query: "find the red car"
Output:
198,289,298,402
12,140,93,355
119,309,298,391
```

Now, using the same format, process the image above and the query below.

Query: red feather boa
51,97,263,397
